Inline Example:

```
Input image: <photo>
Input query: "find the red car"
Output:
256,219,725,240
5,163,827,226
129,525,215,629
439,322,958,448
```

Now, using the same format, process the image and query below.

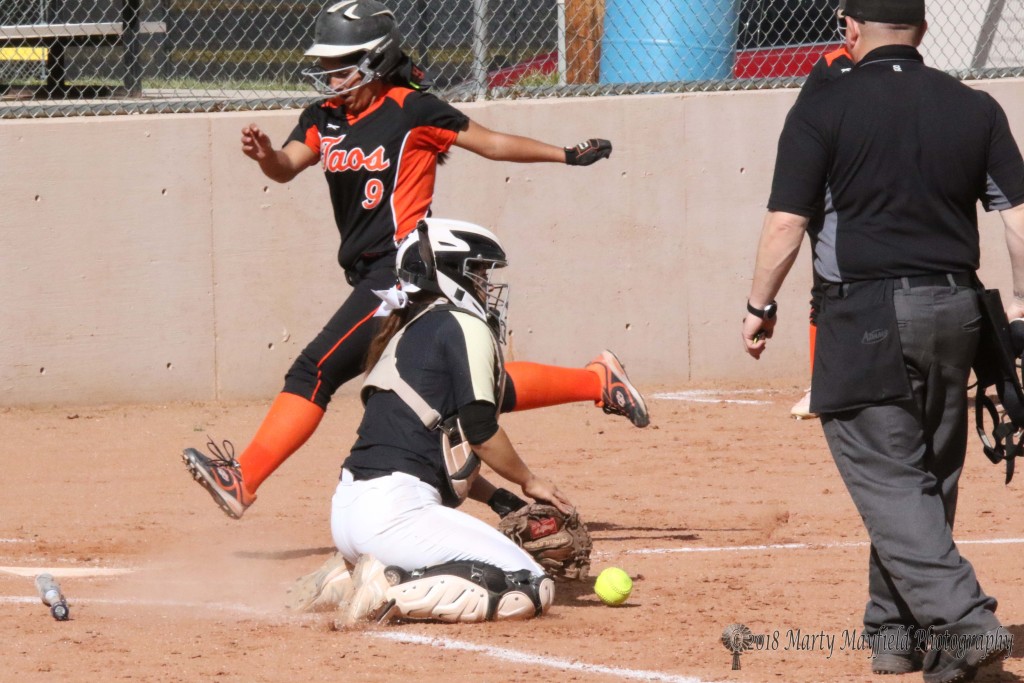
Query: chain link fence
1,0,1022,117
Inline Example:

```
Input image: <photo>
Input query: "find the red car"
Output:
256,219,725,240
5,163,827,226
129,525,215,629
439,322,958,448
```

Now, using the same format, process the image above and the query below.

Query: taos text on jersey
320,135,391,173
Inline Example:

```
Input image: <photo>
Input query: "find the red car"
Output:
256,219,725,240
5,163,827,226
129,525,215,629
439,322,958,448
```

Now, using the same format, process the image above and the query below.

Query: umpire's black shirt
769,45,1024,282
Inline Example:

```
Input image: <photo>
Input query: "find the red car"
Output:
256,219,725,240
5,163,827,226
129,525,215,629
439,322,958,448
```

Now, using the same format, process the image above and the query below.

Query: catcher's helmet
303,0,404,94
397,219,510,340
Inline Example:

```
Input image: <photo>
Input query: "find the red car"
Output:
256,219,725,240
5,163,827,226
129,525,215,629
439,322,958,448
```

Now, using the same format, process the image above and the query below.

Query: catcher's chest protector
361,303,483,506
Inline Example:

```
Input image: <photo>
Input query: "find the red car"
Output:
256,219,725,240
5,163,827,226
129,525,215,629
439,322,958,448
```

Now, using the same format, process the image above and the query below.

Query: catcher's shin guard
390,573,491,622
494,570,554,620
388,563,553,623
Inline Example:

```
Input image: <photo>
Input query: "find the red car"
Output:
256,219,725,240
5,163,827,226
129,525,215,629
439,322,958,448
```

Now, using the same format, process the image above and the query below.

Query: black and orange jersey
286,87,469,271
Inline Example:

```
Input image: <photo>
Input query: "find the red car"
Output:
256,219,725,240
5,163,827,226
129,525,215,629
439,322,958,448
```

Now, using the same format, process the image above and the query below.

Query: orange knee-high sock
237,392,325,495
504,361,602,412
809,322,817,375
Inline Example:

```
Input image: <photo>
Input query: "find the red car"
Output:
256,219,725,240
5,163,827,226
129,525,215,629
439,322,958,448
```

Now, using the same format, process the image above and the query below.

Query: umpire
741,0,1024,680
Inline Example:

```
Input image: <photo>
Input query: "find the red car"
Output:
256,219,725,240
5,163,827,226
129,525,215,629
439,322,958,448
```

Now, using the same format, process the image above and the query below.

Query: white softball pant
331,469,543,575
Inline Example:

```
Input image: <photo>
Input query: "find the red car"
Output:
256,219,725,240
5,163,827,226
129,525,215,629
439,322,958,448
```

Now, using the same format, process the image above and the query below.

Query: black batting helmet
305,0,404,78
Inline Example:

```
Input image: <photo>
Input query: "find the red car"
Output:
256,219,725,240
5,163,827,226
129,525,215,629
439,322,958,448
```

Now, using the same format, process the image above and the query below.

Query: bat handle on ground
35,573,69,621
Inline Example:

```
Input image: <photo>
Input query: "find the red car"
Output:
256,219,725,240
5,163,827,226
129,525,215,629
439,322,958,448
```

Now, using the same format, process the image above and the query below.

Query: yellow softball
594,567,632,606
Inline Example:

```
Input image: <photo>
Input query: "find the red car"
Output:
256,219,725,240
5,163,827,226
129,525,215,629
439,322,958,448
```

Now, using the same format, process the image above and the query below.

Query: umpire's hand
742,314,775,359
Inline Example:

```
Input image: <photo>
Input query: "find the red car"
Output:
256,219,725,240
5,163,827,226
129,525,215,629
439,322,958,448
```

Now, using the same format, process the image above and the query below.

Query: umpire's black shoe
872,650,924,675
871,626,924,675
922,626,1013,683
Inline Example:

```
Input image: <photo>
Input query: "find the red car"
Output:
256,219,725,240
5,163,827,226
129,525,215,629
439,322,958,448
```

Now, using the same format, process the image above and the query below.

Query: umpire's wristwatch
746,300,778,320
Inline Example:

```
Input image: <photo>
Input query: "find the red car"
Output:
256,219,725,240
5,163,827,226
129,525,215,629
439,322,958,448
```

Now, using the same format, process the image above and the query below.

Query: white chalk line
657,389,768,396
662,398,770,405
0,566,135,578
652,390,771,405
370,632,715,683
626,537,1024,555
369,537,1024,682
0,594,711,682
5,535,1024,683
0,594,275,617
3,536,1022,579
0,594,712,682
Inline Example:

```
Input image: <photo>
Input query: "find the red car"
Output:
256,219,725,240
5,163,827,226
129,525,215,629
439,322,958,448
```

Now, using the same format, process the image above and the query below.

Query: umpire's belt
892,272,973,290
824,272,974,298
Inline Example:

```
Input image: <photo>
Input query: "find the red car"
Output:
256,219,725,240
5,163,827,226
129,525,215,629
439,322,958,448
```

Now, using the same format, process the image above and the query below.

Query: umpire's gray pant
821,282,1000,637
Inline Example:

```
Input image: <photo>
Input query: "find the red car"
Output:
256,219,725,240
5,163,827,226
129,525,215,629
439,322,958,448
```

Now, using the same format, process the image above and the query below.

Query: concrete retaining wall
2,79,1023,405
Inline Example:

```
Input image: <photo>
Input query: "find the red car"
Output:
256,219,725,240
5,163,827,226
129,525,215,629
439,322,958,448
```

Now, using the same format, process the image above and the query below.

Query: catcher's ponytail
364,293,433,372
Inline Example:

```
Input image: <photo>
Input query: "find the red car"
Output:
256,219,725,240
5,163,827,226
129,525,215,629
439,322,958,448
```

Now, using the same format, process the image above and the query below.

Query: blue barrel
599,0,736,83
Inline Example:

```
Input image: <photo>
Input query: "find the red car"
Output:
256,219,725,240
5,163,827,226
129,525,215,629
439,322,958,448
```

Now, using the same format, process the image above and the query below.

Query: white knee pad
388,575,491,623
495,576,554,620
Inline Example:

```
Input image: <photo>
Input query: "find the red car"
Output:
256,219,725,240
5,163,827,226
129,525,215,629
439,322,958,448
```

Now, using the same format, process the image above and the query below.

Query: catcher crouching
286,219,591,626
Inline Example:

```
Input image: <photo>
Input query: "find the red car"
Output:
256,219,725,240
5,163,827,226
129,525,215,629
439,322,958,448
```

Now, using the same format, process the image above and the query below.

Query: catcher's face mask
464,260,510,343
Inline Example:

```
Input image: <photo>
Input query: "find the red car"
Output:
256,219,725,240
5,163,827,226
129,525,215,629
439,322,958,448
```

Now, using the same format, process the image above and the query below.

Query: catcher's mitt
498,503,593,580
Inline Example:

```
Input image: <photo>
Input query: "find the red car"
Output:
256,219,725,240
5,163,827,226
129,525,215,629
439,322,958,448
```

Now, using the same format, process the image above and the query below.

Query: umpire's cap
840,0,925,25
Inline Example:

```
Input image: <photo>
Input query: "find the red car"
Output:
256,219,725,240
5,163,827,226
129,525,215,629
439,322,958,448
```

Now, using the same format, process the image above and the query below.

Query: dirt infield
3,385,1024,683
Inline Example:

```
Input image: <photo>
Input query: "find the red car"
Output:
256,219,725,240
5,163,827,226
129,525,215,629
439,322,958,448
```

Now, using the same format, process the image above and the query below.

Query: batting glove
564,139,612,166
